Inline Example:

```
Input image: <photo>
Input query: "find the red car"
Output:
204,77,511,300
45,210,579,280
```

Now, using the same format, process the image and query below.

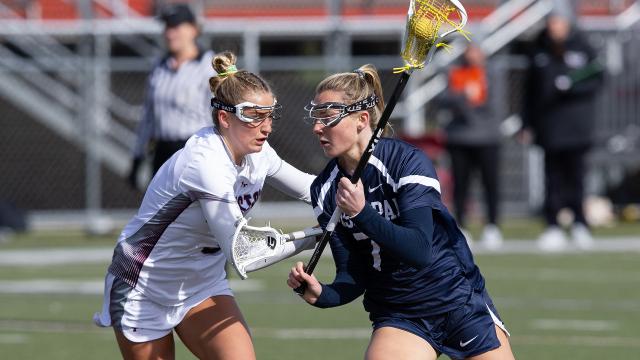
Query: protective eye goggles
211,98,282,123
304,94,379,127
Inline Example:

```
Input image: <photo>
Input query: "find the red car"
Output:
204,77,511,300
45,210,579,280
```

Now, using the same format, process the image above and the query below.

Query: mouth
319,138,330,147
255,137,267,145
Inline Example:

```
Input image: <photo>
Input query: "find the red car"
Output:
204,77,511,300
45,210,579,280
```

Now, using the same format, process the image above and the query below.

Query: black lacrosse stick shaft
294,71,411,296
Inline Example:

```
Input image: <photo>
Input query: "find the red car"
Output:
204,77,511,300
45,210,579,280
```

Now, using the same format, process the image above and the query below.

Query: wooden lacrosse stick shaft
294,71,411,296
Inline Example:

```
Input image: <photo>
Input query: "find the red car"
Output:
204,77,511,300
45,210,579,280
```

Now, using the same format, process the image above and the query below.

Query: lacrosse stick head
230,219,284,280
400,0,469,71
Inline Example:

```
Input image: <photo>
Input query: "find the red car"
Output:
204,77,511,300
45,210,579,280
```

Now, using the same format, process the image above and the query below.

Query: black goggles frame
304,94,379,127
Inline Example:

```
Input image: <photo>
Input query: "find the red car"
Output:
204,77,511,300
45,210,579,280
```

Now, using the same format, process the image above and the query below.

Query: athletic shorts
371,288,509,359
92,273,234,343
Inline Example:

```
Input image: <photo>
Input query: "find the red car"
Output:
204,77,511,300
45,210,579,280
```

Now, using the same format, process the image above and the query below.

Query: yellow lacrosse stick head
400,0,469,71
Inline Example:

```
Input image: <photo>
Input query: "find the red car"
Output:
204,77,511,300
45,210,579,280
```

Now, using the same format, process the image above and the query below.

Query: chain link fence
0,1,638,221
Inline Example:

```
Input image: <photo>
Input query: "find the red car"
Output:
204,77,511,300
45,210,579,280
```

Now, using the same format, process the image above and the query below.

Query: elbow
409,231,433,269
407,253,431,270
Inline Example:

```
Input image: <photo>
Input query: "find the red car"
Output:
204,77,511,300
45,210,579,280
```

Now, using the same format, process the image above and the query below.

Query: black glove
128,157,142,189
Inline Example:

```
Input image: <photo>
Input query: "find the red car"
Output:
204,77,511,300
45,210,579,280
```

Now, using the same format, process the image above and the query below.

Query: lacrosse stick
231,217,323,279
294,0,468,296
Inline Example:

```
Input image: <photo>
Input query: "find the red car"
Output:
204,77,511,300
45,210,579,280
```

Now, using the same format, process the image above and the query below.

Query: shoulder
152,54,170,71
372,138,435,175
310,160,340,214
248,141,283,172
179,130,237,191
311,159,339,189
182,128,230,170
310,159,341,207
246,141,281,165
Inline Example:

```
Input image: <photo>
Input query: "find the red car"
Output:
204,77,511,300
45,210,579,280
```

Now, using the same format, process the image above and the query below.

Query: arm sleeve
199,196,244,264
267,160,315,204
351,205,434,269
180,154,245,263
313,227,366,308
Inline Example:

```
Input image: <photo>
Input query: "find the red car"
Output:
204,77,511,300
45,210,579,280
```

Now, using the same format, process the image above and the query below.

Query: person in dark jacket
521,11,604,251
439,43,504,250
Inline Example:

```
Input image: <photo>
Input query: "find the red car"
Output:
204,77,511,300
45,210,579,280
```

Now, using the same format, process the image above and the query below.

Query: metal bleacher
0,0,638,227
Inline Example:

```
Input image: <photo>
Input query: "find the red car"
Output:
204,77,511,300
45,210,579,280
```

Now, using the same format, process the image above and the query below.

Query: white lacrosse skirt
93,273,234,342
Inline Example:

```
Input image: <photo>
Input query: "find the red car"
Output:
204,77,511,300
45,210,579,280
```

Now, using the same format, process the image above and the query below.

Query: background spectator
438,42,504,249
129,4,216,188
521,9,604,251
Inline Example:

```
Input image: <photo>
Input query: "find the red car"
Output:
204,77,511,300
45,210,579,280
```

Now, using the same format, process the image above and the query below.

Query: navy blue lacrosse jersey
311,138,485,318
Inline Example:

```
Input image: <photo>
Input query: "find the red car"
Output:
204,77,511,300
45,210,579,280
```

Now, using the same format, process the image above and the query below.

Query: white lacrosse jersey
108,126,312,306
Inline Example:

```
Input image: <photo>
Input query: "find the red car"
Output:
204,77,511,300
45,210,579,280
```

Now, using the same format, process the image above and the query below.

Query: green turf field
0,229,639,359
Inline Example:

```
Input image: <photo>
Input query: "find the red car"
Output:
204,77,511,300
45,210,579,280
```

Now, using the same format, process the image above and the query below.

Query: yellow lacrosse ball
411,19,436,40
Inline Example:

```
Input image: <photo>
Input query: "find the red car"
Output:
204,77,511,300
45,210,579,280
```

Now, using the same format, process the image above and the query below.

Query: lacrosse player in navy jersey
288,65,515,359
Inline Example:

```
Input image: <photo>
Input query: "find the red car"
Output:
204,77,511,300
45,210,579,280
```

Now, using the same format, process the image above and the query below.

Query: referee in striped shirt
128,4,216,188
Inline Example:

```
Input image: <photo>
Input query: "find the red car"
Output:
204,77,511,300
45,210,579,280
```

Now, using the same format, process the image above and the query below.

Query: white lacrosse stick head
230,218,285,279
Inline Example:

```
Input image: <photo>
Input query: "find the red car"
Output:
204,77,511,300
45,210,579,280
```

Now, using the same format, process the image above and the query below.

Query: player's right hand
287,261,322,304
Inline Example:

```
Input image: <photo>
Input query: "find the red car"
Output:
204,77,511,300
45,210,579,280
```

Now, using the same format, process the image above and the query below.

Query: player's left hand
287,261,322,304
336,177,365,217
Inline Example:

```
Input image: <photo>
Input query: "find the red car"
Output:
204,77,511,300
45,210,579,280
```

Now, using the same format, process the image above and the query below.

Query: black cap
160,4,196,27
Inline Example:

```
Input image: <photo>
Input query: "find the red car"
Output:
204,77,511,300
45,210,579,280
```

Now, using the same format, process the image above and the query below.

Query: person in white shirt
128,4,216,188
95,51,316,360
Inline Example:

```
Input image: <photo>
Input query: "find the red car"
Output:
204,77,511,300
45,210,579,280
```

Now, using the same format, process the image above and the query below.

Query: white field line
0,279,264,295
0,333,29,344
0,247,113,266
514,334,640,348
0,319,105,334
482,267,640,283
252,328,640,349
495,296,640,312
1,238,640,266
470,237,640,254
531,319,619,332
0,319,637,349
0,279,636,313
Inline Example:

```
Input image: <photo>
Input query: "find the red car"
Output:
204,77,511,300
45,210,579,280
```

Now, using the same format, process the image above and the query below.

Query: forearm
310,227,365,308
267,160,315,204
351,205,434,269
199,197,244,263
313,281,365,308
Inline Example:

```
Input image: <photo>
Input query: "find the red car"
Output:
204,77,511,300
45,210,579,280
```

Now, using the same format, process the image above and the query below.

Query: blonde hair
209,51,273,127
315,64,386,133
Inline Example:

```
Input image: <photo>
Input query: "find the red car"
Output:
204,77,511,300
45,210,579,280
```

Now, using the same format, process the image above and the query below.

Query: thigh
366,326,438,360
114,329,175,360
175,295,255,360
467,325,514,360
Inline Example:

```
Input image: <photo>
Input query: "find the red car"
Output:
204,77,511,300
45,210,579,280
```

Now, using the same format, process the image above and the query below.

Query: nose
261,117,273,134
312,121,325,135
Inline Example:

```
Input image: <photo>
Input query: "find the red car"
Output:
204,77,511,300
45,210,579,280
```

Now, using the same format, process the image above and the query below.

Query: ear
356,112,370,132
218,111,232,129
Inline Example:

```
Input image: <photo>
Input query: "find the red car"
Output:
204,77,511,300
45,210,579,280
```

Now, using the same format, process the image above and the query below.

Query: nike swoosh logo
368,184,383,193
459,335,479,348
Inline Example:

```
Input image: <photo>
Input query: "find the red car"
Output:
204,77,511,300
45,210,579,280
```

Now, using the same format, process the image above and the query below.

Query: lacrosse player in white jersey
94,51,316,360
